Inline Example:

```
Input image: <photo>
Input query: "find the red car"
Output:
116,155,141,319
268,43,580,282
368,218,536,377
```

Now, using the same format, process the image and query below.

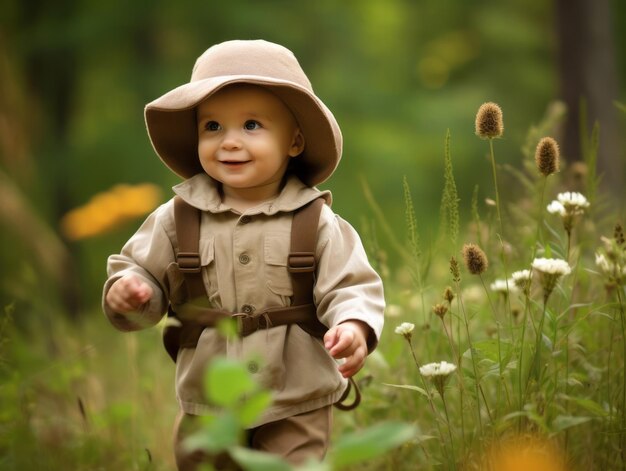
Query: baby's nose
221,129,243,149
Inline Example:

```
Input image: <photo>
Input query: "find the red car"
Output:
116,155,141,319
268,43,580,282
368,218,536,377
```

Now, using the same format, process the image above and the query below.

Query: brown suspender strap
165,197,359,409
168,197,327,348
288,198,324,306
173,196,205,301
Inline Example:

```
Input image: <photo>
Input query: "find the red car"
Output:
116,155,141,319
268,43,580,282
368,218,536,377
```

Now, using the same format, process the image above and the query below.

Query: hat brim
144,76,342,187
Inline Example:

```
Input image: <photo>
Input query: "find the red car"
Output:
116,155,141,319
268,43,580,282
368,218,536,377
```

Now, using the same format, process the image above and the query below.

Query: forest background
1,0,625,469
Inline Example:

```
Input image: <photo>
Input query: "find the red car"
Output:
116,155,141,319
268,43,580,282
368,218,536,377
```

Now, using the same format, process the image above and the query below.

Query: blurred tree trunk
555,0,624,201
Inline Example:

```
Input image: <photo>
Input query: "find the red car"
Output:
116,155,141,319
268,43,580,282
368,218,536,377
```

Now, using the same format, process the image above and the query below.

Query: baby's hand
106,274,153,314
324,320,370,378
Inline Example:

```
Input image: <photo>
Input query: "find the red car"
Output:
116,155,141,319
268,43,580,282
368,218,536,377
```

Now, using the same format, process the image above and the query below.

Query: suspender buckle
177,252,202,273
288,252,316,273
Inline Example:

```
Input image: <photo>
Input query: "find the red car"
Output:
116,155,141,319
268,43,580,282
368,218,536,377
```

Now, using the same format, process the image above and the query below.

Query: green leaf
205,357,256,406
328,421,416,469
551,415,591,434
230,446,293,471
471,339,500,363
561,395,608,417
237,391,273,427
382,383,429,397
184,413,240,453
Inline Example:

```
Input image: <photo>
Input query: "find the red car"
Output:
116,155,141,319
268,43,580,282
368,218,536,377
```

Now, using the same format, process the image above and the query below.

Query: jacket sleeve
314,205,385,352
102,202,176,331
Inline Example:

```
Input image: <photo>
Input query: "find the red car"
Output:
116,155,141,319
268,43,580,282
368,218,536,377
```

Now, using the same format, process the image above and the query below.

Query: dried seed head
432,303,448,319
443,286,455,304
462,243,489,275
475,102,504,139
450,256,461,282
615,223,625,246
535,137,560,176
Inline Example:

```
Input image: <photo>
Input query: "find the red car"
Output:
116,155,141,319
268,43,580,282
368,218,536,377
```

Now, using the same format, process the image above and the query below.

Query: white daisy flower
419,361,457,377
531,258,571,276
512,269,532,292
419,361,457,397
531,257,571,302
547,200,566,216
394,322,415,339
557,191,589,211
512,269,531,282
490,279,518,294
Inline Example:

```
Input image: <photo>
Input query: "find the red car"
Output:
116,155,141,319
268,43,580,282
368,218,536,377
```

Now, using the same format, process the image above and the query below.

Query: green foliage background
1,1,626,469
5,0,625,307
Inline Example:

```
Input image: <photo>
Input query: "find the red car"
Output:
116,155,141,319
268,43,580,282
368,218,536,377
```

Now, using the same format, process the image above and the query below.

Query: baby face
196,84,304,203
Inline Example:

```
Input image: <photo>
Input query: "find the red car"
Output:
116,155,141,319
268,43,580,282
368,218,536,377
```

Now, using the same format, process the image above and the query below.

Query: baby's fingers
327,329,356,358
338,346,367,378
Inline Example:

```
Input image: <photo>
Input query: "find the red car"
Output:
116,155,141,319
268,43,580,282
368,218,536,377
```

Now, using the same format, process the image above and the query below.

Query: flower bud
462,243,489,275
535,137,560,176
475,102,504,139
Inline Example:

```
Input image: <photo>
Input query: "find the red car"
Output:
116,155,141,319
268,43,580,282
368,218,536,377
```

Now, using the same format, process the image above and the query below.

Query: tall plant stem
526,300,548,399
517,292,532,432
479,275,506,414
440,316,466,456
488,139,513,320
406,338,453,465
533,178,548,260
566,230,572,263
441,394,456,470
456,281,486,434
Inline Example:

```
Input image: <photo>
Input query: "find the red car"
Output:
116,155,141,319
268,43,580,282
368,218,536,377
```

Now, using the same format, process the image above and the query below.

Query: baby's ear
289,128,305,157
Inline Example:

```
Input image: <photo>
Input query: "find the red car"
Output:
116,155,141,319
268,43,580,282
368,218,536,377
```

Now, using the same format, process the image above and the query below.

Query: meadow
2,101,625,470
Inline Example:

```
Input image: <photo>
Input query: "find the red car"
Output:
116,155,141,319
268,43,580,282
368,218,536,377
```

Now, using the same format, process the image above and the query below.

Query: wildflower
531,257,571,303
595,228,626,288
462,243,488,275
450,257,461,282
432,303,448,319
395,322,415,340
475,102,504,139
534,137,560,176
61,183,162,240
547,192,590,234
443,286,455,304
556,192,589,213
512,269,532,294
419,361,457,397
546,200,566,217
490,279,518,295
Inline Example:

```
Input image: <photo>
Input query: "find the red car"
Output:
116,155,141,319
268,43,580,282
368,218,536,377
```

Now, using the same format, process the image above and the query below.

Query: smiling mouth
220,160,251,167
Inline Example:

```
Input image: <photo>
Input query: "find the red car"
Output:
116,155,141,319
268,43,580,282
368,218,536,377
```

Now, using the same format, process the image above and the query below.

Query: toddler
103,39,384,470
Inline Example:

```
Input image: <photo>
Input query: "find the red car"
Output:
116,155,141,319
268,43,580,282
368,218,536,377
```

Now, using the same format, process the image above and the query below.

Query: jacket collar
173,173,332,215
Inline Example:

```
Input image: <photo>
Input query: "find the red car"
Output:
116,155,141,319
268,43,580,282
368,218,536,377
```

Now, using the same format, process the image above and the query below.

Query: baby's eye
205,121,221,131
244,120,261,131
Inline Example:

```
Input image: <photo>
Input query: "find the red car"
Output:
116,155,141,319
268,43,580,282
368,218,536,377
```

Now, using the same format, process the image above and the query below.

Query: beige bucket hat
144,40,343,186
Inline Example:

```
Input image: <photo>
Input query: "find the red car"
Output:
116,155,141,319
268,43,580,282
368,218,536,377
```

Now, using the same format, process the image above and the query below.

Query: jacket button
239,253,250,265
241,304,255,314
240,216,252,224
247,361,259,374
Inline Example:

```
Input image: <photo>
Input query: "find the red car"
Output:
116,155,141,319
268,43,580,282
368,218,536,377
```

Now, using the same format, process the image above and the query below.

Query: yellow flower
61,183,162,240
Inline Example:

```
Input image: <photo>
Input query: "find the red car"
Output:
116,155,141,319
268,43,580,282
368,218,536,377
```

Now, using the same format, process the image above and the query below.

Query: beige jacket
103,174,385,426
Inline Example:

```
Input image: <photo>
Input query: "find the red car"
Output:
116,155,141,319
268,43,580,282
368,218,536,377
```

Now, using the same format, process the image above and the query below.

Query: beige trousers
174,406,332,470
